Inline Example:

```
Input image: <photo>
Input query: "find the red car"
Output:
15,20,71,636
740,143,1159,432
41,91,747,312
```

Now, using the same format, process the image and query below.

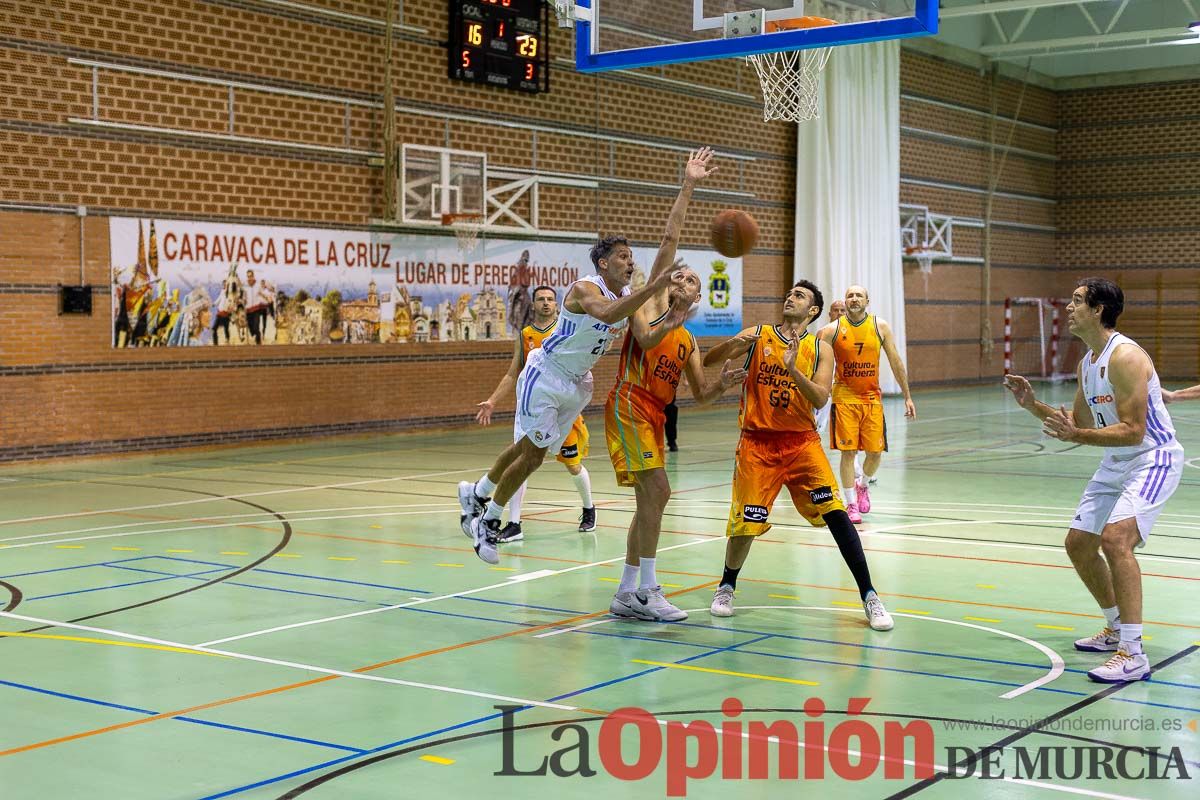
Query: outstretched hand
726,330,761,358
719,358,748,389
1003,375,1036,409
1042,405,1078,442
685,146,718,184
475,400,495,426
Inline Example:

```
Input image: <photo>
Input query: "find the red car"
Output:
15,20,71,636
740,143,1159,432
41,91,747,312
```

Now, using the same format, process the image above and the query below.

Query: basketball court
4,1,1200,798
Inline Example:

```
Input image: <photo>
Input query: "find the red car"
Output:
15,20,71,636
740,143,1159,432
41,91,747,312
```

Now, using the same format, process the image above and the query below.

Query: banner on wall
108,218,742,347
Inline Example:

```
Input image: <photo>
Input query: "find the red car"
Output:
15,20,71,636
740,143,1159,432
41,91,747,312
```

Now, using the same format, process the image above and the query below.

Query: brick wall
0,0,794,461
1058,80,1200,380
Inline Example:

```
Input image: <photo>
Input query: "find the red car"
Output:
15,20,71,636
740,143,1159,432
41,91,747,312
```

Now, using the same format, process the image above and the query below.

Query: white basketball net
448,215,484,254
747,47,832,123
913,249,934,274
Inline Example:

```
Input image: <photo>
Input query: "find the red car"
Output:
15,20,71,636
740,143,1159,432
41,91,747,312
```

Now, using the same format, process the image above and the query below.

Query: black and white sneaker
578,507,596,532
458,480,488,537
470,516,501,565
496,521,524,543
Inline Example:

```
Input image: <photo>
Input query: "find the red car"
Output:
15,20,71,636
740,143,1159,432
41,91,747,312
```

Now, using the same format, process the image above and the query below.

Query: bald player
817,285,915,524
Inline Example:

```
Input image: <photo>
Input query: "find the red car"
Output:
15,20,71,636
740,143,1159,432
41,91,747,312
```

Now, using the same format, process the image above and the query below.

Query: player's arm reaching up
878,319,916,419
646,147,718,284
566,266,685,325
703,327,760,367
476,335,523,425
784,333,834,409
684,343,747,406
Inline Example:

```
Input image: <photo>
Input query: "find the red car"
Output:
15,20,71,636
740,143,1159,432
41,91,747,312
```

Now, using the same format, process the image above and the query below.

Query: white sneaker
1087,650,1150,683
458,481,486,537
610,590,655,621
1074,626,1120,652
469,516,500,565
642,586,689,621
863,592,894,631
710,584,735,617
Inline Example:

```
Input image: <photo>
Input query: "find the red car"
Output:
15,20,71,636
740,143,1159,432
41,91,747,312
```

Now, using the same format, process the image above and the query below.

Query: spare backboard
559,0,937,71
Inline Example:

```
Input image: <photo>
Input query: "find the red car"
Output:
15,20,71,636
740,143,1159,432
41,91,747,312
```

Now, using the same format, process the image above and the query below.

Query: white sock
572,467,594,509
639,557,658,590
508,482,527,524
1102,606,1120,630
846,485,857,505
484,500,503,522
618,562,639,593
1120,623,1143,654
476,475,497,497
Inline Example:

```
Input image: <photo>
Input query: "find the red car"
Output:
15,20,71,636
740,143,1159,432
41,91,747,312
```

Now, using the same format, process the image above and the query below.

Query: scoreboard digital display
449,0,549,94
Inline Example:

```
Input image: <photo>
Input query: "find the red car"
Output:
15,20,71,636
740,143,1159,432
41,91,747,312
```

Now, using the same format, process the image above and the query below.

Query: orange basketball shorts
604,387,666,487
557,416,589,467
727,430,845,537
830,402,887,452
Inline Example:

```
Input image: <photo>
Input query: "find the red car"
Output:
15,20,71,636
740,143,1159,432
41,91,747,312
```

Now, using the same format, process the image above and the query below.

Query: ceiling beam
940,0,1112,19
981,26,1200,55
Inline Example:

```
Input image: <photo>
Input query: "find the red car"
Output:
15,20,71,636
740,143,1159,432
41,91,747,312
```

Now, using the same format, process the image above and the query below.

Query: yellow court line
166,549,193,553
220,551,249,556
489,567,517,572
964,616,1002,624
661,583,682,589
599,577,620,583
327,557,357,562
1193,641,1200,647
274,553,303,559
768,593,801,601
435,563,465,568
420,755,455,765
632,659,819,687
111,547,141,551
1036,624,1075,632
382,560,410,565
0,632,227,658
55,545,84,549
976,584,997,589
369,525,383,529
895,609,931,616
831,600,861,608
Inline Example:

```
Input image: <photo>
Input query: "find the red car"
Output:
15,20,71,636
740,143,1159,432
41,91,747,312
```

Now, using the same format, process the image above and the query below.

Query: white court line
194,536,719,647
541,606,1063,699
860,498,1199,521
908,408,1017,425
0,610,577,711
0,466,483,527
0,502,462,544
0,509,463,550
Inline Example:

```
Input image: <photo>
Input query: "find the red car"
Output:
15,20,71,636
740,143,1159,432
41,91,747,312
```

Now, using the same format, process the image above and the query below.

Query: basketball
710,209,759,258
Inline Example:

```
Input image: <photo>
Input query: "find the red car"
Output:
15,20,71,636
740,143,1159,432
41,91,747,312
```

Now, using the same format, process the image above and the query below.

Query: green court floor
1,386,1197,799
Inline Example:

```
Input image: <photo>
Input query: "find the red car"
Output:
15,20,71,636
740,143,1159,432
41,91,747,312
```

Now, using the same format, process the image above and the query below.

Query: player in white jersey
458,148,718,564
1005,278,1183,683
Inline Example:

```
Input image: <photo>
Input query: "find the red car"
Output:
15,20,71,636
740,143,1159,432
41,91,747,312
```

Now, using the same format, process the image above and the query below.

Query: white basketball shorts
514,350,592,454
1072,443,1184,545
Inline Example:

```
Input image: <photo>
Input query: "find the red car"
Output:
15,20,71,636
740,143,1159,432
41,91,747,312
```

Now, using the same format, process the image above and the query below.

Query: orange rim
765,16,837,33
440,213,484,226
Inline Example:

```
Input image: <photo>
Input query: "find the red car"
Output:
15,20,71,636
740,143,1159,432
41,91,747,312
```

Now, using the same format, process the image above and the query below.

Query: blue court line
455,595,587,615
1,555,156,579
24,567,230,601
155,556,432,594
0,679,365,754
103,564,379,605
196,633,775,799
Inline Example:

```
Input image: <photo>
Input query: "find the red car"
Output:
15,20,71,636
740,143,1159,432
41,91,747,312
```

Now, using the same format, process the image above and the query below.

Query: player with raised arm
457,148,717,565
1005,278,1183,682
474,285,596,543
703,281,893,630
605,261,746,622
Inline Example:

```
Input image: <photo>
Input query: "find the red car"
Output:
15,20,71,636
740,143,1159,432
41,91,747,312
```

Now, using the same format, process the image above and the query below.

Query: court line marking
418,755,454,765
541,606,1064,700
631,659,819,686
0,631,226,658
0,467,483,527
192,537,718,648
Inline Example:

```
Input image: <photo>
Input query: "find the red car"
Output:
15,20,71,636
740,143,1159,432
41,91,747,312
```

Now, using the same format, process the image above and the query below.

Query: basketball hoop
442,213,485,254
745,17,836,123
906,246,935,275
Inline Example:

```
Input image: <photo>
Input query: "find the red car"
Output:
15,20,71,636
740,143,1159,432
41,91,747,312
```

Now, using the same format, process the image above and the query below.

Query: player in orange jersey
702,281,893,630
475,285,597,542
817,285,915,524
605,263,747,622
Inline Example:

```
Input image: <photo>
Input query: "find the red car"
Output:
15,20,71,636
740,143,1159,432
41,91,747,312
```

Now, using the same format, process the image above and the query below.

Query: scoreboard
448,1,549,94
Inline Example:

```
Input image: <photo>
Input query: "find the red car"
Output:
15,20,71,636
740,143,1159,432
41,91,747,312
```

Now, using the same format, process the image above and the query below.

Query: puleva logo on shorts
742,505,768,523
809,486,835,504
560,444,579,459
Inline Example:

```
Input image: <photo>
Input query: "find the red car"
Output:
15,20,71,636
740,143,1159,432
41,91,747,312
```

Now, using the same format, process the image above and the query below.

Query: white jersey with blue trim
1080,332,1176,460
536,274,631,381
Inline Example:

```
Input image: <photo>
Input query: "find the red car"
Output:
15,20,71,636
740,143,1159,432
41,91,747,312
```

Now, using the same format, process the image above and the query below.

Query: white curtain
793,36,904,395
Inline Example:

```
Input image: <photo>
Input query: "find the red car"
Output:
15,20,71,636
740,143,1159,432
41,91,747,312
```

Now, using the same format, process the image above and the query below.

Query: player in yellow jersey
605,264,747,622
702,281,894,630
475,286,596,542
817,285,915,524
